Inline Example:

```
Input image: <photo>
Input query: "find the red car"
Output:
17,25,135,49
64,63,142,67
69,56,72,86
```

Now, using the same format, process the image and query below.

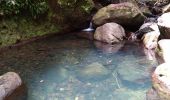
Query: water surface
0,33,158,100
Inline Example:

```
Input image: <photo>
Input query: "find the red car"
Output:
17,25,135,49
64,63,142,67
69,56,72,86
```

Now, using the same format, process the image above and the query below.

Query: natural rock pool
0,33,158,100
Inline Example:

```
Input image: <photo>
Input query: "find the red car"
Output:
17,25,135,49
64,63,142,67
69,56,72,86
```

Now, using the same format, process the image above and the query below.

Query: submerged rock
76,62,110,82
158,12,170,39
158,39,170,62
92,2,145,27
117,56,151,85
94,22,125,44
113,88,146,100
43,67,69,83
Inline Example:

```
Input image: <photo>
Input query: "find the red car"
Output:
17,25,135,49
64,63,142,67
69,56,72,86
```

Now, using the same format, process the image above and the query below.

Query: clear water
0,33,158,100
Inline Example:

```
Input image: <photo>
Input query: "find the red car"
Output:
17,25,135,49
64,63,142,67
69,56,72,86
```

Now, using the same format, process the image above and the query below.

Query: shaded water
0,33,158,100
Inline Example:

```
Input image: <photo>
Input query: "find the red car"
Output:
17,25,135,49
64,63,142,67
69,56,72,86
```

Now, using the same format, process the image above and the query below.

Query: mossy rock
92,2,145,28
48,0,95,30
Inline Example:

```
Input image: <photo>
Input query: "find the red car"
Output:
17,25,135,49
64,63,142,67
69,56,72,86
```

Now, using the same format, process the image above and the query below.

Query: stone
158,39,170,62
117,56,150,83
92,2,145,28
42,67,69,83
141,22,160,49
94,22,125,44
76,62,110,82
162,3,170,13
157,12,170,39
151,63,170,100
0,72,22,100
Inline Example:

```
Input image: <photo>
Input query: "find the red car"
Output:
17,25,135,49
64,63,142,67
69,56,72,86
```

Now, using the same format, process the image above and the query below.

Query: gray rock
92,2,145,27
94,22,125,44
76,62,110,82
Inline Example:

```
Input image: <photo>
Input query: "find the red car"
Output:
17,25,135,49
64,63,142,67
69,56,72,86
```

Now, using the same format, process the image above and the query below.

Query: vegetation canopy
0,0,48,18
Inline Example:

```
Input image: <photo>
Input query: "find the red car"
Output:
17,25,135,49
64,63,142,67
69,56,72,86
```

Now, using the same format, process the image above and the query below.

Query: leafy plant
0,0,49,18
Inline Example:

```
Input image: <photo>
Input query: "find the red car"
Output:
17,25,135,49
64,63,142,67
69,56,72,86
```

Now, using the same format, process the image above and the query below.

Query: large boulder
158,39,170,63
0,72,22,100
148,63,170,100
157,12,170,39
94,22,125,44
92,2,145,28
48,0,95,30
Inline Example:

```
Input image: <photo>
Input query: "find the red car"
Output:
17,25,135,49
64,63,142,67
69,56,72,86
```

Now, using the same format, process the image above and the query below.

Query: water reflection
0,34,158,100
94,41,125,54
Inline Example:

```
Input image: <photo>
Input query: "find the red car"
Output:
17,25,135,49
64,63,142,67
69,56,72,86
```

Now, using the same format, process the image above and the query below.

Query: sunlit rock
94,22,125,44
162,3,170,13
158,39,170,62
142,23,160,49
94,41,125,53
157,12,170,39
76,62,110,82
92,2,145,27
150,63,170,100
0,72,22,100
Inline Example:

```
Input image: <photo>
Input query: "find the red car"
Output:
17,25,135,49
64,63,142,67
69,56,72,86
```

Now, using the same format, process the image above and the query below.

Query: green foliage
0,0,48,18
0,17,60,46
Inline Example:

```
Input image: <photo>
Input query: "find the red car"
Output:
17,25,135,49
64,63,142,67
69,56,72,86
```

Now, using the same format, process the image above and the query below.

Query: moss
0,17,60,47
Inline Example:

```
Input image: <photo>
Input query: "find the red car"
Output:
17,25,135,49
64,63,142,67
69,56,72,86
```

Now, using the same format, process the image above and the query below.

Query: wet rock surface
94,22,125,44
